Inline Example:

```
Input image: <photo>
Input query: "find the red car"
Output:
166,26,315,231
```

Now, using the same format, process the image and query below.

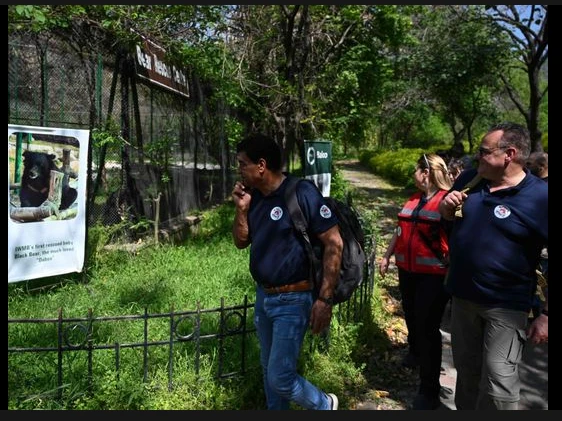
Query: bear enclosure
8,29,238,245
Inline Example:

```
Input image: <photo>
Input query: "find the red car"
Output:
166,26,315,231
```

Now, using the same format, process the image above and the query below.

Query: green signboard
303,139,332,197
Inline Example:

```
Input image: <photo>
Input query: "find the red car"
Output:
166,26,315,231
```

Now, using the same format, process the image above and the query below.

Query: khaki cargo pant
451,297,528,410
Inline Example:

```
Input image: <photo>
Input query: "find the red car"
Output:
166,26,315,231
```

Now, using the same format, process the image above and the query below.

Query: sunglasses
423,154,430,171
477,146,506,156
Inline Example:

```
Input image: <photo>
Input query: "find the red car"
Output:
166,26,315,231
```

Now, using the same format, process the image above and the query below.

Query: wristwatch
541,308,549,317
317,296,334,306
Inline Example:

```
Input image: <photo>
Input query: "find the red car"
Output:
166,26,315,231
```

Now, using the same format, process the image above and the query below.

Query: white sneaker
328,393,339,410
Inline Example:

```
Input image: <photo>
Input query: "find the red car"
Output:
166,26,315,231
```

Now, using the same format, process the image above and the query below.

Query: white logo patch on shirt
493,205,511,219
270,206,283,221
320,204,332,219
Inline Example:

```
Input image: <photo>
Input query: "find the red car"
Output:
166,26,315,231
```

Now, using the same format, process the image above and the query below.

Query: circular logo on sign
270,206,283,221
320,204,332,219
493,205,511,219
307,146,316,165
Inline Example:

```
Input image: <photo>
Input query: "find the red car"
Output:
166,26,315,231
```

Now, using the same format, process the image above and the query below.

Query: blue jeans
254,286,332,410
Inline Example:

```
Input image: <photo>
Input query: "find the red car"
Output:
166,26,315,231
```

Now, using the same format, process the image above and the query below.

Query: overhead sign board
135,37,190,98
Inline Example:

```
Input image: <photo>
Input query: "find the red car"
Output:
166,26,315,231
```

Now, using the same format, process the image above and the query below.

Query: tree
484,5,548,151
227,5,416,166
413,6,510,152
316,5,419,155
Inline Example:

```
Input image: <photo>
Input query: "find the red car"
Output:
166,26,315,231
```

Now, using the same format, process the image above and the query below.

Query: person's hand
232,181,251,210
527,313,548,345
310,299,332,335
440,190,468,219
441,190,467,211
379,256,390,278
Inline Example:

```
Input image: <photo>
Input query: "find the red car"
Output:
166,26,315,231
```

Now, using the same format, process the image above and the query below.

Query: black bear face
22,151,58,185
20,150,77,210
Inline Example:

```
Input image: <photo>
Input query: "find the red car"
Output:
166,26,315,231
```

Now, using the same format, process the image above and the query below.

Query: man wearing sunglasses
438,122,548,410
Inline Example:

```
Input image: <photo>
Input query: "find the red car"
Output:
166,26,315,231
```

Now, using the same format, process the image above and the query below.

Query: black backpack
284,176,366,304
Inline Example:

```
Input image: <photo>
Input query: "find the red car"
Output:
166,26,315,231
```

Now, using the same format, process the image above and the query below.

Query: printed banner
303,139,332,197
8,124,89,283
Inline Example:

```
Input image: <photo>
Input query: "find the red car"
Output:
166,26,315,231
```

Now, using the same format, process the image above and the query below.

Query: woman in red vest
379,153,452,410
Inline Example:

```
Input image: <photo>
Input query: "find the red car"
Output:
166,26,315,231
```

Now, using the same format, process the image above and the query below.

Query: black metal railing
8,240,375,403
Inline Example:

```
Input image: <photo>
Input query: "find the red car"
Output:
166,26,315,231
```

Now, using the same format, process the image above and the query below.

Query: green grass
8,172,384,410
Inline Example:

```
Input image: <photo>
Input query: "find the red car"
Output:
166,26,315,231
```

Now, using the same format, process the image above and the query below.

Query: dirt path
335,159,405,233
335,159,456,410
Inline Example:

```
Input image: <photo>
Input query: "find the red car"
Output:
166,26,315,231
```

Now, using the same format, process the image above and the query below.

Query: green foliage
358,149,378,167
8,5,86,33
328,166,348,202
412,6,510,145
86,224,113,266
315,6,418,150
91,121,125,149
69,371,149,410
10,5,547,162
407,114,452,148
376,100,453,149
224,116,245,149
366,148,422,188
194,201,237,240
299,324,368,409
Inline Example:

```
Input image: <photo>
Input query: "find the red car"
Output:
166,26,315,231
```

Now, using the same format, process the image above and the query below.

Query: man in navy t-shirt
439,122,548,410
231,133,343,410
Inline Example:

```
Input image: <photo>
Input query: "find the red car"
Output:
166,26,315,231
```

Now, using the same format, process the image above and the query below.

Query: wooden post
154,192,161,244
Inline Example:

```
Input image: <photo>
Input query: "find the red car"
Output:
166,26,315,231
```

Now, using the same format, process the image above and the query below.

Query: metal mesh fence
8,36,100,129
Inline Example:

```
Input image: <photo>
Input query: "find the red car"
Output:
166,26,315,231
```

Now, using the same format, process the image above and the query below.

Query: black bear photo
20,150,78,210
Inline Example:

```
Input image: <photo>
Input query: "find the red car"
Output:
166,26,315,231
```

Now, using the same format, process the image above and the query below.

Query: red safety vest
394,190,449,275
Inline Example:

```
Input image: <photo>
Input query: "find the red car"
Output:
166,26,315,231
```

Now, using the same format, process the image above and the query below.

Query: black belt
262,280,313,294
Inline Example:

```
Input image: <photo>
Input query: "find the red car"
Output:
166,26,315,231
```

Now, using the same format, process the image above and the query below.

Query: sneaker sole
328,393,338,410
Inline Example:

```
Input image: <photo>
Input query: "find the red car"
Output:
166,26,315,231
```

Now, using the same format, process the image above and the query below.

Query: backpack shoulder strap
284,176,319,284
284,176,308,238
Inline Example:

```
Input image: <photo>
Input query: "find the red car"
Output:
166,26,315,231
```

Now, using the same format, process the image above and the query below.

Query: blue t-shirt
247,177,338,286
446,168,548,311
